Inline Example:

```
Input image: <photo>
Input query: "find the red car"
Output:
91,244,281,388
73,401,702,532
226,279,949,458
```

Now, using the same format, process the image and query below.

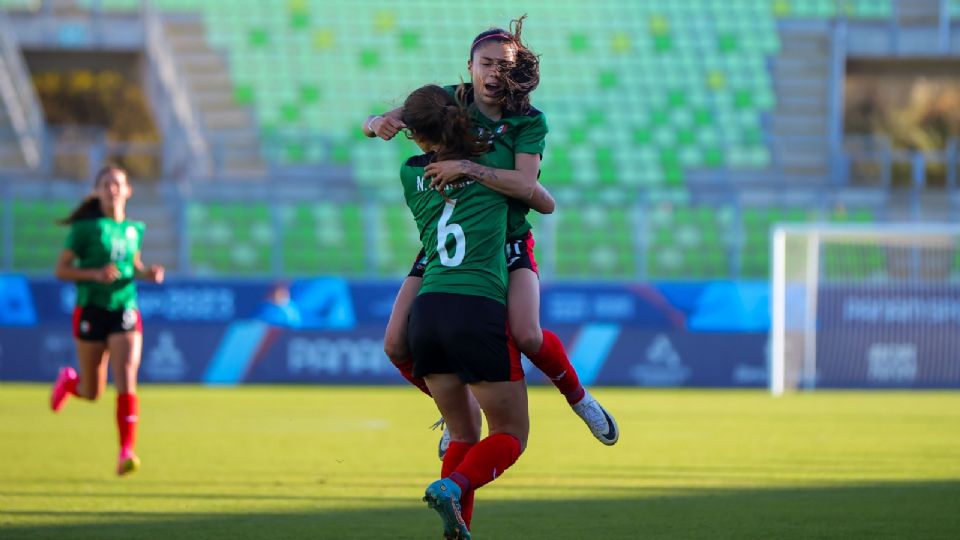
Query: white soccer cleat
571,391,619,446
431,417,452,461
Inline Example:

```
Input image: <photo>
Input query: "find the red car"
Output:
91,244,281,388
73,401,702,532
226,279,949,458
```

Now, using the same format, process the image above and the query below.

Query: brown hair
469,15,540,114
59,165,126,225
401,84,488,162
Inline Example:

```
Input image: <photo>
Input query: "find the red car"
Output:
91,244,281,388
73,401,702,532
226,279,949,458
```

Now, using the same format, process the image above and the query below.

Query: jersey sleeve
64,221,88,255
515,112,548,155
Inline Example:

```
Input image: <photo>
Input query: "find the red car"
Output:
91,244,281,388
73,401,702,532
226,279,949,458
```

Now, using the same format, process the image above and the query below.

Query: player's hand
425,160,467,191
93,264,120,284
372,116,406,140
147,265,165,284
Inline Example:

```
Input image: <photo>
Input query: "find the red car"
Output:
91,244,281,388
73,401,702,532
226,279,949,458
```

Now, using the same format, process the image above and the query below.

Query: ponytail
401,84,489,162
59,195,104,225
436,104,488,162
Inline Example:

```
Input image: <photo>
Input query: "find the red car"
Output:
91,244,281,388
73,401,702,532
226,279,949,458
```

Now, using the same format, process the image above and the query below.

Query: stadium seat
1,0,912,279
186,201,273,274
10,200,72,272
280,202,366,275
646,205,734,279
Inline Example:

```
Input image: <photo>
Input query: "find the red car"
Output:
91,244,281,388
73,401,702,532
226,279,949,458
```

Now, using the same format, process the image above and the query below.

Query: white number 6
437,201,465,267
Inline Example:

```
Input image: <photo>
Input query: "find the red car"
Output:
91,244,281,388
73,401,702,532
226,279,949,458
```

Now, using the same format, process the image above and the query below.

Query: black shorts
407,231,539,278
407,292,523,384
504,231,538,274
72,305,142,342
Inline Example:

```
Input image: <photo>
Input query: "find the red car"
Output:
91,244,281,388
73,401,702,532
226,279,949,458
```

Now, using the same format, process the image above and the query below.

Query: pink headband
470,32,513,55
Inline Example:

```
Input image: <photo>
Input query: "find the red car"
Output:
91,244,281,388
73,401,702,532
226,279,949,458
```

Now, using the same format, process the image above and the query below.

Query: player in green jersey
400,83,554,540
49,165,165,476
364,16,619,452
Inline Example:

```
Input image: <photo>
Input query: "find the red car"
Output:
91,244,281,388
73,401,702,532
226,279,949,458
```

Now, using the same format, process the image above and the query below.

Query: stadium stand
2,0,956,279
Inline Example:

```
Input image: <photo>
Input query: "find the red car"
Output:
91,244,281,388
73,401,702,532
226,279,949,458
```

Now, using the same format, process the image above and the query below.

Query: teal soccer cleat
423,478,470,539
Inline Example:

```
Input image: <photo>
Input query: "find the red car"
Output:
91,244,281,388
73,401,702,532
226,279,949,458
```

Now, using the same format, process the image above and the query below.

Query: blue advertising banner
10,276,770,330
0,323,769,387
814,284,960,388
0,275,774,386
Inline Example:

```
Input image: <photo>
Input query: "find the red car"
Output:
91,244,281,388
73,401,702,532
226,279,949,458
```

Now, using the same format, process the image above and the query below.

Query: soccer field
0,385,958,539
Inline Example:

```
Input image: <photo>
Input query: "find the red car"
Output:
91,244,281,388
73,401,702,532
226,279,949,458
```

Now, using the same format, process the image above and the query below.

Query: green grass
1,385,958,539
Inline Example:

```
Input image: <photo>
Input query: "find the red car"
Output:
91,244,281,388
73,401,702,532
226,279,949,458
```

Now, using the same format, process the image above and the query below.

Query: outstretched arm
363,107,405,140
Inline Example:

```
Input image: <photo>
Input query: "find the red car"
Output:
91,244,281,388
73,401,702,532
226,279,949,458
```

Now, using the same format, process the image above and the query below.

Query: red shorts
73,305,143,342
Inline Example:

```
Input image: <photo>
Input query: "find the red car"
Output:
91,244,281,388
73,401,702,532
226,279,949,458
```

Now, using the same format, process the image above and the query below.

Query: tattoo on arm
462,160,498,184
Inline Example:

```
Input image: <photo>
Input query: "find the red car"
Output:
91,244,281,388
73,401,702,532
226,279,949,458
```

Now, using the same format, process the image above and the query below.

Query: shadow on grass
1,480,958,539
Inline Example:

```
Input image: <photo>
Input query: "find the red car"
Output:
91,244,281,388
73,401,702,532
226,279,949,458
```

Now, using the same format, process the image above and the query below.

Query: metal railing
0,10,45,170
142,1,212,180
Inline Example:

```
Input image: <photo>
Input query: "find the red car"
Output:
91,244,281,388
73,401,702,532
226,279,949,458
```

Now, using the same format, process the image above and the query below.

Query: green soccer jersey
444,84,548,240
65,218,145,311
400,153,509,303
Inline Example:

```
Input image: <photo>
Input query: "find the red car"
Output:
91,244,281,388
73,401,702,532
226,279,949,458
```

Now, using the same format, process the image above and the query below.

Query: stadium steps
160,15,266,180
769,22,834,185
0,11,42,171
895,0,942,26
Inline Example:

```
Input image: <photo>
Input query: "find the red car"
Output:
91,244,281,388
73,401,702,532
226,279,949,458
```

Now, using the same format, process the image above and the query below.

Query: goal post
770,223,960,395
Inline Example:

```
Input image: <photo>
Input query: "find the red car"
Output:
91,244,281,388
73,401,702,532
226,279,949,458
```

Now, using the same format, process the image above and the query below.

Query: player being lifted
49,165,165,476
364,15,619,453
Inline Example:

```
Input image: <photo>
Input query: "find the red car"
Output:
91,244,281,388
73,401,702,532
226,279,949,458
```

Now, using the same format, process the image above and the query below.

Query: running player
49,165,165,476
400,83,548,540
364,16,618,449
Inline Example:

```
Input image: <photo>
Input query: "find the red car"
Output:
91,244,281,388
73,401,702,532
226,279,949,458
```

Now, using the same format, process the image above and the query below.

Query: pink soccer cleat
117,449,140,476
50,367,78,412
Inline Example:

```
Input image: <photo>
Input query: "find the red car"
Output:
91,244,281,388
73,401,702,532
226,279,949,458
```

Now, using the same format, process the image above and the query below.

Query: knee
384,337,410,365
511,325,543,356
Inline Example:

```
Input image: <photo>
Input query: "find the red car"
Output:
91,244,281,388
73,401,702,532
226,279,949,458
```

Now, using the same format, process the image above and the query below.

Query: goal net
770,224,960,394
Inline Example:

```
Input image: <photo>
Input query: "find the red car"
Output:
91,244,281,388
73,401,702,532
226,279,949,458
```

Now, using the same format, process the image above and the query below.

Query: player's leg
384,255,431,396
108,310,143,476
506,235,582,400
426,293,526,535
409,293,477,539
66,340,109,402
53,306,110,410
507,236,619,446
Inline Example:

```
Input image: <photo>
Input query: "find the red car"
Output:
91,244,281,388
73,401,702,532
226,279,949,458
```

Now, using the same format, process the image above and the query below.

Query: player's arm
527,182,556,215
54,249,117,283
425,153,550,211
133,252,165,284
363,107,405,140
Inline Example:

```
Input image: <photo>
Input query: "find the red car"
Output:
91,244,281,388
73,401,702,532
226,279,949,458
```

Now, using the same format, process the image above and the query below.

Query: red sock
442,441,475,528
116,393,138,452
394,360,431,397
449,433,522,493
528,330,585,404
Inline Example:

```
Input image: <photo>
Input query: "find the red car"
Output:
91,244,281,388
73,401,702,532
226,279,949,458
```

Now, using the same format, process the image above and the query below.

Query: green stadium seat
187,202,273,274
647,205,732,279
555,206,636,278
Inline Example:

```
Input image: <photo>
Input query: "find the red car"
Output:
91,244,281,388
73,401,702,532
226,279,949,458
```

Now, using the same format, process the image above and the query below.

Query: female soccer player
364,16,618,448
49,165,165,476
399,83,551,540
